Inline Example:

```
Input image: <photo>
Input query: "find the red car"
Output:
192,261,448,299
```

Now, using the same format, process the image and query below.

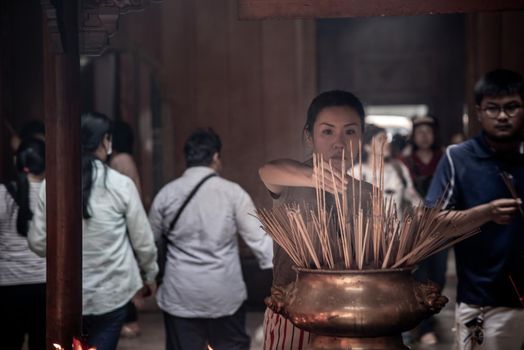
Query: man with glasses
426,69,524,349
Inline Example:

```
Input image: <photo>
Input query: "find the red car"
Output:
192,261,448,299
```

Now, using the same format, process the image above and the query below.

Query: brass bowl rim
292,266,416,274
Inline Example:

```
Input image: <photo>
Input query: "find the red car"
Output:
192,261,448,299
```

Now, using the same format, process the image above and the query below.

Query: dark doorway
317,14,466,143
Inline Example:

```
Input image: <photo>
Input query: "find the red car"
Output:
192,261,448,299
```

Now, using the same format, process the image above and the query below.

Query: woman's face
413,124,434,150
308,106,362,169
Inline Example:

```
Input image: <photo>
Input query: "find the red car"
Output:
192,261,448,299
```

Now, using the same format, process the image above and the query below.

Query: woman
358,124,421,217
402,116,443,198
258,91,520,350
28,112,158,350
109,120,141,193
0,138,46,350
259,90,374,349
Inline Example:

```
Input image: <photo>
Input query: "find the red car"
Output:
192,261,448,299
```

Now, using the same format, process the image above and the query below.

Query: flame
52,338,95,350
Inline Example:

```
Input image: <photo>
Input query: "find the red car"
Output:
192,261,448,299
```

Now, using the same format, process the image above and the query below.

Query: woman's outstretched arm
259,159,314,195
259,158,348,196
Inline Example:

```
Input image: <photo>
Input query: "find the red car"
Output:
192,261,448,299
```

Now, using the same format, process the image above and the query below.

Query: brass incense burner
269,267,448,350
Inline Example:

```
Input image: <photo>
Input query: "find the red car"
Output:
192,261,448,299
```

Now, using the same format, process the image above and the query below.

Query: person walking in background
402,115,445,345
108,120,143,338
29,112,158,350
426,69,524,350
149,128,273,350
357,124,421,217
0,138,46,350
402,115,443,197
109,120,141,193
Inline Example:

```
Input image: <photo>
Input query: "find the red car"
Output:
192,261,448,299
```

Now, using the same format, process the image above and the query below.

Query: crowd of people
0,68,522,350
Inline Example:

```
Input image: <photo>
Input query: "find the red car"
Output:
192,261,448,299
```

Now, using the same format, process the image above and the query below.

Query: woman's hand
312,160,348,194
487,198,522,224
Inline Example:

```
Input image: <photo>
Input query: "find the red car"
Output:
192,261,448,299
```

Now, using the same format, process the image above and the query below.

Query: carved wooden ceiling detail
42,0,161,56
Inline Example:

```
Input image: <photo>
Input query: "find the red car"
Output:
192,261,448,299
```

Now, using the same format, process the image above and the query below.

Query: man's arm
425,147,457,210
435,198,521,236
234,186,273,269
427,146,521,233
125,179,158,285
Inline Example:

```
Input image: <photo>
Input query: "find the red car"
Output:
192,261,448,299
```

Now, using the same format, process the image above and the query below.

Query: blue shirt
426,134,524,307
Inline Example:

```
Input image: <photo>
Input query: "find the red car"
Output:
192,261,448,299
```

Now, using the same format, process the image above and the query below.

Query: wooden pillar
42,0,82,347
0,0,14,183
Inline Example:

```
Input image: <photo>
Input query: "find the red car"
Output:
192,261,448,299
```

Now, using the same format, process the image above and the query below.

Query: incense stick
500,172,524,220
257,143,483,271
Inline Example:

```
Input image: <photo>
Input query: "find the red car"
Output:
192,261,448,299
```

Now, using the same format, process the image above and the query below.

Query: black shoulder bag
156,173,216,284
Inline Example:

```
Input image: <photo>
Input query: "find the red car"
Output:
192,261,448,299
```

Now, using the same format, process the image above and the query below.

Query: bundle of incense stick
500,172,524,220
257,144,480,270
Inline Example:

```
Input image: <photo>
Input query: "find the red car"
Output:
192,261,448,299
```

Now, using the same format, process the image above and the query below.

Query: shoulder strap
391,160,407,188
5,182,19,205
167,173,216,232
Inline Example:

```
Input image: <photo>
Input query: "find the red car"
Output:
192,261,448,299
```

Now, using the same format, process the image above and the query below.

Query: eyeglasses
481,103,523,119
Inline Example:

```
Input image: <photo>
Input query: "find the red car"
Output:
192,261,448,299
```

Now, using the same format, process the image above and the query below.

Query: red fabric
264,308,308,350
402,150,442,178
281,316,288,350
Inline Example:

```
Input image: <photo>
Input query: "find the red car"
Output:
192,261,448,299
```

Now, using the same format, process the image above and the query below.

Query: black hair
112,120,134,154
304,90,366,136
363,124,386,145
474,69,524,105
19,120,45,141
81,112,112,219
391,133,408,158
361,124,386,162
7,138,45,236
184,128,222,167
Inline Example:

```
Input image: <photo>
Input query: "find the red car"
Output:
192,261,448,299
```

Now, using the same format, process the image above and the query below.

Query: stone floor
118,255,458,350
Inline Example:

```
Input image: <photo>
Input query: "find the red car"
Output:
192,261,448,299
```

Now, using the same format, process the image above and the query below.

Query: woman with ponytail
29,112,158,350
0,138,46,350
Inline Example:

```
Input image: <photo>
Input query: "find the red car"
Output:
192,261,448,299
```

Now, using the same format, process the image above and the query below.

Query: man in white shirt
149,128,273,350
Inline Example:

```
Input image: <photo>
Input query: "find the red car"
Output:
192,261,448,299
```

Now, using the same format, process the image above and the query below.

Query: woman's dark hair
184,128,222,167
7,138,45,236
361,124,386,162
112,120,134,154
81,112,112,219
304,90,366,136
474,69,524,105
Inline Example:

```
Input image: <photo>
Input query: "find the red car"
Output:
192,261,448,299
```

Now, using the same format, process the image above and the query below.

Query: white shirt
0,181,45,286
29,160,158,315
149,166,273,318
354,161,422,217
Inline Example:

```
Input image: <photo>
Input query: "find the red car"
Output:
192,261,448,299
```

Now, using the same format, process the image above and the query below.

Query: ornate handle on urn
414,280,449,314
265,283,296,317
